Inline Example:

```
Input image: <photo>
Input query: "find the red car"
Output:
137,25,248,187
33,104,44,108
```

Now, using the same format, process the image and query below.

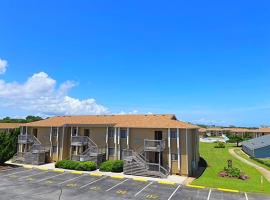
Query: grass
234,149,270,171
192,142,270,194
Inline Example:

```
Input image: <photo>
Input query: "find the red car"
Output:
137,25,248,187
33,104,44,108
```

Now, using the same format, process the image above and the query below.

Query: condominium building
14,114,200,177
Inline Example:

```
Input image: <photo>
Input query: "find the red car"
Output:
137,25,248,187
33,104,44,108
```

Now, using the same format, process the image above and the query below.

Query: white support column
114,127,117,160
186,128,189,175
168,128,171,172
177,128,180,172
118,128,121,159
106,127,109,160
127,128,130,149
61,126,65,160
76,126,79,136
49,126,53,157
56,127,59,160
70,127,72,159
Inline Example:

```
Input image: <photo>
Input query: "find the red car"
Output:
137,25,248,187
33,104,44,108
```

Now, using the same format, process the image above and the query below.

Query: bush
100,160,124,172
214,142,225,148
0,129,20,164
55,160,97,171
224,166,241,178
251,157,270,168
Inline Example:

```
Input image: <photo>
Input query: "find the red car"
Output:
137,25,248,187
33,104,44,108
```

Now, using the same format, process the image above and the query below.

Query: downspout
106,127,109,160
186,128,189,176
177,128,180,173
168,128,171,173
61,126,65,160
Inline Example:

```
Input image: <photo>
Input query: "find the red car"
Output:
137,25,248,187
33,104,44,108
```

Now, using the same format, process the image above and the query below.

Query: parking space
81,176,127,192
108,179,151,198
210,190,246,200
135,182,178,200
1,167,270,200
171,187,210,200
62,174,103,189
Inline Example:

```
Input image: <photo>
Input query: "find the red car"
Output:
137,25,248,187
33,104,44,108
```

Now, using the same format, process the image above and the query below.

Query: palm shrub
99,160,124,172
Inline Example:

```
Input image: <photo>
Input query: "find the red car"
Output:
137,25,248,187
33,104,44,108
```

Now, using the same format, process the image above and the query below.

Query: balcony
144,139,165,152
18,135,34,144
71,136,89,146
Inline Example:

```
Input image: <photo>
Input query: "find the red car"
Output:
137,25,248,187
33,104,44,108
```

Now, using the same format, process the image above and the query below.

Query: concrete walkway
229,148,270,183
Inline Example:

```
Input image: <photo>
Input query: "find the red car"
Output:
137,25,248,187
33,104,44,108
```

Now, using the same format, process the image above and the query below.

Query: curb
158,180,175,185
53,169,65,173
111,175,125,180
217,188,239,193
186,184,206,189
133,177,148,182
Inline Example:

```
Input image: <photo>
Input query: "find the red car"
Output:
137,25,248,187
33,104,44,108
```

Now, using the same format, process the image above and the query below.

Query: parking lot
0,167,270,200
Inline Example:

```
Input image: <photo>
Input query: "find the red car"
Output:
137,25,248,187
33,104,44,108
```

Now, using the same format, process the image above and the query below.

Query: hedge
251,157,270,168
99,160,124,172
55,160,97,171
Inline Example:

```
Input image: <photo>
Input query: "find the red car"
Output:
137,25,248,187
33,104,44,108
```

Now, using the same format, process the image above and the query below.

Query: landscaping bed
192,142,270,194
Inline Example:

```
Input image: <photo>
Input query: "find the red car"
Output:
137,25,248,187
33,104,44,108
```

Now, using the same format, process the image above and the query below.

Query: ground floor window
52,146,57,153
171,153,178,161
108,148,115,156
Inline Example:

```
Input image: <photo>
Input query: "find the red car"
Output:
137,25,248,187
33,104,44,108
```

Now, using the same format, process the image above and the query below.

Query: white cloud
0,72,108,116
0,58,7,74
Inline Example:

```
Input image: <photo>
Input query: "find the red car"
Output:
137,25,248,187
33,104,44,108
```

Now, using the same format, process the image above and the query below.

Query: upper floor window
120,129,127,138
108,127,114,138
170,130,177,139
72,127,78,136
84,129,90,137
52,128,58,137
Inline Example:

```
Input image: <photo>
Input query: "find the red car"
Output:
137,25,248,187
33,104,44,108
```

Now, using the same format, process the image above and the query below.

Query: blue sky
0,0,269,127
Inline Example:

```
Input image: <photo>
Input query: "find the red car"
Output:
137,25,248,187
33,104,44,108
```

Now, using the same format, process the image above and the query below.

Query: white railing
144,139,166,152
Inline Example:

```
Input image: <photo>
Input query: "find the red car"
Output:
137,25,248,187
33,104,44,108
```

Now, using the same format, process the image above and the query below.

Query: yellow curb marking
111,175,125,180
53,169,65,173
46,180,53,184
217,188,239,193
157,181,175,185
133,178,148,182
186,184,206,189
27,178,34,181
70,171,83,175
90,173,103,177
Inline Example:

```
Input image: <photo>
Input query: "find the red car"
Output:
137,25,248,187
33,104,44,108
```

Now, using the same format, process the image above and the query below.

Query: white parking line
168,184,182,200
245,193,249,200
1,169,29,177
207,188,212,200
135,182,153,197
34,173,66,183
106,179,129,192
57,174,84,186
79,176,107,189
18,171,48,180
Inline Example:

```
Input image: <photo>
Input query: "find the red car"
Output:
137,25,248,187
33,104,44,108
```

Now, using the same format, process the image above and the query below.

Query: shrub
100,160,124,172
224,166,241,178
112,160,124,172
214,142,225,148
55,160,96,171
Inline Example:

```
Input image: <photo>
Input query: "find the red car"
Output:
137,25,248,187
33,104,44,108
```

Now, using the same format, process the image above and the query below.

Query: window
170,131,177,139
120,129,127,138
33,129,38,138
84,129,90,137
52,128,58,137
52,146,57,153
108,148,115,156
72,128,77,136
171,153,178,161
108,127,114,138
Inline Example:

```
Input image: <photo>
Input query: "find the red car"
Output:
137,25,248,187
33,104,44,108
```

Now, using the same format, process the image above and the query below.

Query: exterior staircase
122,149,169,178
12,135,47,165
71,136,106,164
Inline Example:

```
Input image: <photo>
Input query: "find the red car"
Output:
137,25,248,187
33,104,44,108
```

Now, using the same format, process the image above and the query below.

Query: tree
228,135,243,147
0,129,20,164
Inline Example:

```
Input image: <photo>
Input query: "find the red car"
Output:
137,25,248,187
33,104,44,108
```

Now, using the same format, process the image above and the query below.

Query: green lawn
192,142,270,194
234,149,270,171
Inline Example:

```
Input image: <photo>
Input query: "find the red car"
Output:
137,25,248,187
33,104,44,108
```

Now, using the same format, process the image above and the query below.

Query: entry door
155,131,162,140
154,131,163,164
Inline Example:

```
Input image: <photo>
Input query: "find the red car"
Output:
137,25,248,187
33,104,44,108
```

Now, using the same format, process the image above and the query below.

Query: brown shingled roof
25,114,198,129
0,123,23,129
